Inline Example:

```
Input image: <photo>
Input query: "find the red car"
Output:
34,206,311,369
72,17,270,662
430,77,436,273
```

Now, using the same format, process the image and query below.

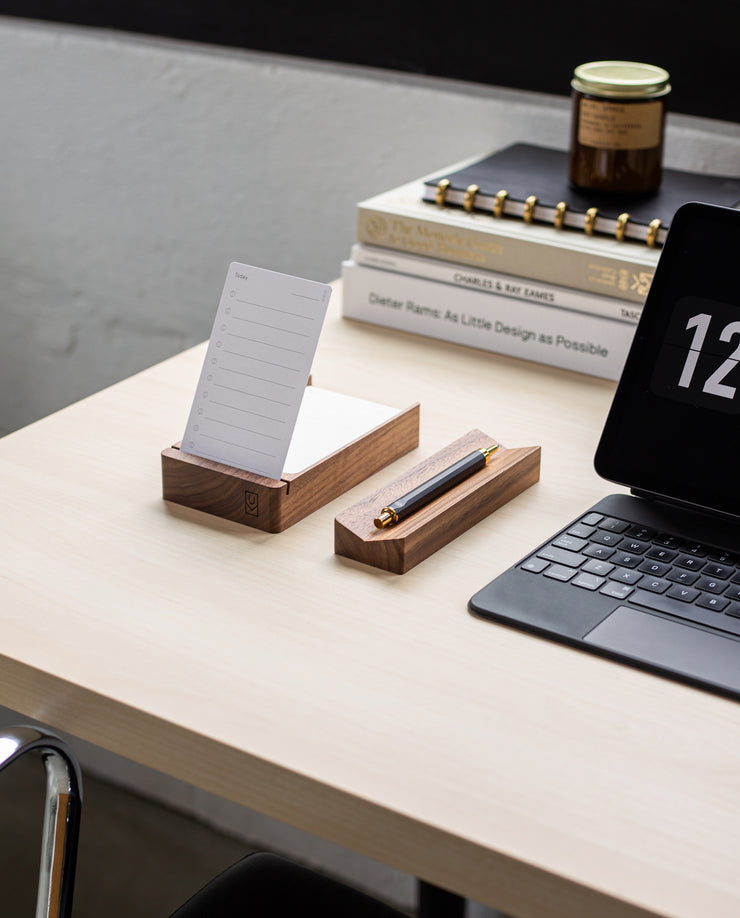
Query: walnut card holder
334,430,540,573
162,400,420,533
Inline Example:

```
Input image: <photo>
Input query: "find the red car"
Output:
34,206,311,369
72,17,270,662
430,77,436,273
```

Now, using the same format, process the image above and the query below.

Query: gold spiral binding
523,195,538,224
647,218,662,247
464,184,480,213
435,178,450,207
553,201,568,229
584,207,599,236
493,189,508,218
615,212,630,242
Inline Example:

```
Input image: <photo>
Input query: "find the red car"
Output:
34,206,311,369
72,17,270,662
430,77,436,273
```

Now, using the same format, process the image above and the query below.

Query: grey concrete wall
0,18,552,436
2,17,738,437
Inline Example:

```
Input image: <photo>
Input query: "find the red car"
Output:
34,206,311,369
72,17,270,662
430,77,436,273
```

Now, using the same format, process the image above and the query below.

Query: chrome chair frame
0,725,82,918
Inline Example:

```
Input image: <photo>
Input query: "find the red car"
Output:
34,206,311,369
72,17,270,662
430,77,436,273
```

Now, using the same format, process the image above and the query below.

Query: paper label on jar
578,97,663,150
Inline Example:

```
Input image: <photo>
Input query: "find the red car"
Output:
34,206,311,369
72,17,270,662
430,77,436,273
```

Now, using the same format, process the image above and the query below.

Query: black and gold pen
374,444,500,529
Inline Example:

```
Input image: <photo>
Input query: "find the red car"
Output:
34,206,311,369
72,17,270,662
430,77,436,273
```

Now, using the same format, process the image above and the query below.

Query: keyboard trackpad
585,607,740,694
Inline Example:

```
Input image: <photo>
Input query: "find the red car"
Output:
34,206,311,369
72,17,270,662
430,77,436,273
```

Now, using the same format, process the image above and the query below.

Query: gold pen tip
374,509,396,529
480,443,500,461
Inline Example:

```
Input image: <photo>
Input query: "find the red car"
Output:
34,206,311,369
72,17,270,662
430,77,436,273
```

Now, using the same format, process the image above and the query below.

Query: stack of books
341,143,740,380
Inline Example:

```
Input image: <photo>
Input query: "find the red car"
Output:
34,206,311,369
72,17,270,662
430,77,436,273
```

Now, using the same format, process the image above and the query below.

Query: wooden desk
2,282,739,918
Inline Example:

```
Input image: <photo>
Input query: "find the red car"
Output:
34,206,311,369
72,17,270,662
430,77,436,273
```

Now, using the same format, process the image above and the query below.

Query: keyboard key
654,533,682,549
581,513,603,526
521,557,549,573
583,558,615,577
609,568,643,585
703,563,732,580
667,585,700,603
544,564,577,582
674,555,706,571
724,586,740,602
598,517,629,533
584,544,616,560
572,573,605,591
591,531,623,546
645,546,677,562
697,594,730,612
626,524,657,540
683,542,708,557
640,577,671,594
537,545,586,567
611,552,641,568
619,537,649,554
567,523,596,539
666,568,700,586
695,576,726,594
600,582,634,600
553,534,588,552
708,550,737,565
639,560,671,577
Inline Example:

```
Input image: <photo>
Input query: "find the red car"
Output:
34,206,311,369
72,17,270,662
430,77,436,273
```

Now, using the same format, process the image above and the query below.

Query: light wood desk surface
2,282,739,918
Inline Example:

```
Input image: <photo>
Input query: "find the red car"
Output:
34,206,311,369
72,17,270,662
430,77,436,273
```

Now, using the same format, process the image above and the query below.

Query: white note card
283,387,400,475
181,263,332,480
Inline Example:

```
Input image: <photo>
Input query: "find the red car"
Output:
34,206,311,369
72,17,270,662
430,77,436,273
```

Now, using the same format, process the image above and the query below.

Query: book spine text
341,261,636,381
351,243,642,325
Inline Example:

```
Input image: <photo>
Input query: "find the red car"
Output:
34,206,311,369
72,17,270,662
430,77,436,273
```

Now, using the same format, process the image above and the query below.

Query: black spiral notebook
423,143,740,247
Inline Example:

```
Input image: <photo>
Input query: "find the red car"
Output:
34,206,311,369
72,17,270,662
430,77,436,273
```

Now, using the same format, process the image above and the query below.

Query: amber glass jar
569,61,671,194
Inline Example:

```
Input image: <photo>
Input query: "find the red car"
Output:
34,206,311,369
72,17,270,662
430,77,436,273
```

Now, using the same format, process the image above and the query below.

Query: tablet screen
595,202,740,517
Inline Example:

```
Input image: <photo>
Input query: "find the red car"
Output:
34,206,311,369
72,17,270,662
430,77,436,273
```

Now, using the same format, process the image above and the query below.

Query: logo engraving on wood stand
245,491,259,516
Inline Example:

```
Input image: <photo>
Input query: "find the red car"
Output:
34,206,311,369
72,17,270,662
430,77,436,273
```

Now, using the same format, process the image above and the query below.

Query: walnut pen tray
334,429,540,573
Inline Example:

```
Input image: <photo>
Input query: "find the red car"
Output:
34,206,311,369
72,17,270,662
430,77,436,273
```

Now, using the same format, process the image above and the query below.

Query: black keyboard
519,510,740,638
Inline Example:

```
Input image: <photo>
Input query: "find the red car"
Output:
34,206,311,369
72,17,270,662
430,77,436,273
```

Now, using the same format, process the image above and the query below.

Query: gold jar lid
571,60,671,99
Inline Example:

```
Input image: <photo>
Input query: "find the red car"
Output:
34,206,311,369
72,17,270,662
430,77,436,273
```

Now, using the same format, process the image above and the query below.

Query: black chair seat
171,851,405,917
